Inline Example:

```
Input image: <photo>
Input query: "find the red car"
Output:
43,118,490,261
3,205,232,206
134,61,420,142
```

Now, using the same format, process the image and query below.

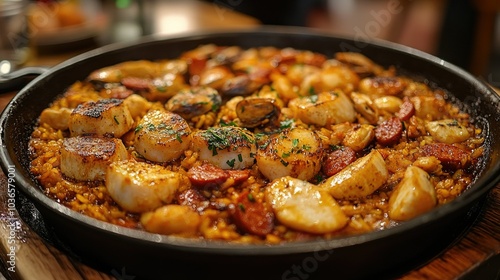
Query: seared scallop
256,127,323,181
191,126,256,170
69,98,134,138
61,136,128,181
134,110,192,163
106,160,189,213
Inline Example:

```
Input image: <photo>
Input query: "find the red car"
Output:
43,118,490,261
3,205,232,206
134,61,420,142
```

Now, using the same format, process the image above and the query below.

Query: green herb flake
227,159,236,168
134,125,143,133
237,154,243,162
147,123,156,131
282,152,290,158
220,120,237,127
280,159,289,167
247,193,255,202
175,134,183,143
238,203,246,212
292,138,299,147
309,95,318,104
113,116,120,125
280,119,294,130
308,86,316,95
156,86,167,92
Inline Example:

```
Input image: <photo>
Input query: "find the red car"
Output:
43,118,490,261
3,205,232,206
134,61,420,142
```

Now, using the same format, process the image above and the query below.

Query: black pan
1,27,500,280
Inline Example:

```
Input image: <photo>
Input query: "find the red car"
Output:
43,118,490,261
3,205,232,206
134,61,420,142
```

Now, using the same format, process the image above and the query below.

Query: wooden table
1,1,499,279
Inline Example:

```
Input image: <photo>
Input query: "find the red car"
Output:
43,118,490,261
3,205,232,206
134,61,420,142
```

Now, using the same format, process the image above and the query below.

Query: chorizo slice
375,117,403,146
187,164,230,188
421,143,470,169
229,190,274,237
121,77,151,91
396,98,415,121
322,147,357,177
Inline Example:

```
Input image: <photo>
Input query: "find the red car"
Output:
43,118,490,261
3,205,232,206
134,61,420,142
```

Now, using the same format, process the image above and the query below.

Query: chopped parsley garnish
292,138,299,147
247,193,255,202
113,116,119,125
280,159,289,167
226,159,236,168
147,123,156,131
135,125,143,133
220,120,237,127
238,154,243,162
238,203,246,212
308,95,318,104
280,119,294,130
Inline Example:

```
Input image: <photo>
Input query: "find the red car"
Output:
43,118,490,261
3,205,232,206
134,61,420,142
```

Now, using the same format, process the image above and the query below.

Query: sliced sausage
188,57,207,86
396,98,415,121
121,77,151,91
322,147,357,177
375,117,403,146
187,164,230,188
421,143,470,170
229,190,274,237
227,169,251,186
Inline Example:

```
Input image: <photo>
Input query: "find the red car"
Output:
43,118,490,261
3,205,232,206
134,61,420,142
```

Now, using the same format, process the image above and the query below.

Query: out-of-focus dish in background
27,0,108,48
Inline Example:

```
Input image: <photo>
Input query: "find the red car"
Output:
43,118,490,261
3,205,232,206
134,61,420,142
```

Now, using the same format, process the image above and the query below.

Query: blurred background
1,0,499,84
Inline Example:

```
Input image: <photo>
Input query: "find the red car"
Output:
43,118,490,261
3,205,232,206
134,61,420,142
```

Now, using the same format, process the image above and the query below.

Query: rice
28,45,485,244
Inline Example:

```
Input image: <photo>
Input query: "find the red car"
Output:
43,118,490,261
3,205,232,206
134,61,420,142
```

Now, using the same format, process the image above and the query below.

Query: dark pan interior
1,27,500,279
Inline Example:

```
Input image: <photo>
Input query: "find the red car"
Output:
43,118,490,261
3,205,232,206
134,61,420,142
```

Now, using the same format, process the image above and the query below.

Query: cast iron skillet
1,27,500,280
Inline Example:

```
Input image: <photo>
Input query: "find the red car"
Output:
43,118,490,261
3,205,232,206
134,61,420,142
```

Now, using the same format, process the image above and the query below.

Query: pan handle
0,66,50,94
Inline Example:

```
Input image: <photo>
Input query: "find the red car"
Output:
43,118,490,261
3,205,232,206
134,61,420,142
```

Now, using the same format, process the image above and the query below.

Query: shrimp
256,127,323,181
191,126,256,170
265,176,347,234
61,136,128,181
68,98,135,138
134,110,192,163
106,160,189,213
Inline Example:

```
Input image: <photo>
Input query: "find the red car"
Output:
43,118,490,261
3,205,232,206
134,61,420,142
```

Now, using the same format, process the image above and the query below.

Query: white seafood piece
389,165,437,221
134,110,192,163
288,90,356,127
265,176,347,234
106,160,188,213
373,96,403,113
123,94,152,119
410,95,445,120
61,136,128,181
69,98,134,138
140,205,201,236
39,107,72,131
191,126,256,170
342,124,375,152
256,127,323,181
425,119,470,144
320,150,388,200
